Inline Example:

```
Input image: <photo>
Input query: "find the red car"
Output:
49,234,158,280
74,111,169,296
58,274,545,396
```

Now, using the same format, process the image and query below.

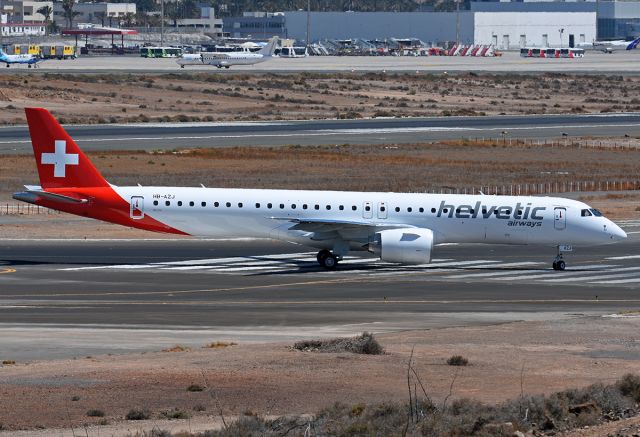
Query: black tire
552,261,558,270
322,254,338,270
317,249,331,265
557,260,566,271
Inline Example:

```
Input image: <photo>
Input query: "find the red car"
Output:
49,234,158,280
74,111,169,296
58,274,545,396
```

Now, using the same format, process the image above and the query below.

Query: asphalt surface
1,219,639,360
2,113,640,153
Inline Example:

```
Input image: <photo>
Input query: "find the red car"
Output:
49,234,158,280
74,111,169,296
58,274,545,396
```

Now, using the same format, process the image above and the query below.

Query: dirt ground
0,316,639,434
1,72,640,124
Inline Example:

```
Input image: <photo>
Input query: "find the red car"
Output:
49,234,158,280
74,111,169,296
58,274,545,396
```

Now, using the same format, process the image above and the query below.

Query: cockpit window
581,209,592,217
590,208,603,217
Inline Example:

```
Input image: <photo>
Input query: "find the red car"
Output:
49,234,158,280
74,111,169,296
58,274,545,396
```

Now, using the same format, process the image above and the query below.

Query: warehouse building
282,11,595,49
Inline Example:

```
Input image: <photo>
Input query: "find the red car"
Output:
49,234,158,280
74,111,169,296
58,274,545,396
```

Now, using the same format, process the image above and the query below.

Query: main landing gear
552,246,567,271
317,249,340,270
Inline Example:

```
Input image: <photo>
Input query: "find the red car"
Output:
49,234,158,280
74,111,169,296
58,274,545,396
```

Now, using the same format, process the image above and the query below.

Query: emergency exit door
554,207,566,230
130,196,144,219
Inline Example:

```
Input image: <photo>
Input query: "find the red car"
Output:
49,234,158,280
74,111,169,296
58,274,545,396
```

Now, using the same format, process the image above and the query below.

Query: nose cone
609,221,627,241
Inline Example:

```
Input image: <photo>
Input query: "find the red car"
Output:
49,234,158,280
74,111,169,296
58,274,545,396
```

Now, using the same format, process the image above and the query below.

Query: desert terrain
0,72,639,125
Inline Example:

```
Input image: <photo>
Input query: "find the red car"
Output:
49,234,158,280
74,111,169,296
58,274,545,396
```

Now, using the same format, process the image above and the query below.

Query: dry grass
2,72,640,125
202,341,237,349
161,345,190,353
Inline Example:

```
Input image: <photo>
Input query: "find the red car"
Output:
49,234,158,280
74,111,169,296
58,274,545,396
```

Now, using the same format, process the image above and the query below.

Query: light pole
306,0,310,49
455,0,460,45
160,0,164,46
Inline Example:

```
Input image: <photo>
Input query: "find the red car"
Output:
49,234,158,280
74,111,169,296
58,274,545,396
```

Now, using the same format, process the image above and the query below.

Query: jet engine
368,228,434,264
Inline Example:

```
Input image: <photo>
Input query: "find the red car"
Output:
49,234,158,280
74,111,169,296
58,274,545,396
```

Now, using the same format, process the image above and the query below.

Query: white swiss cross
41,140,79,178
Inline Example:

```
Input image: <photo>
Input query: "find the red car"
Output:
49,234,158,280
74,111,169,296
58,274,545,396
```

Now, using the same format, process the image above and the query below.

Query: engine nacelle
368,228,434,264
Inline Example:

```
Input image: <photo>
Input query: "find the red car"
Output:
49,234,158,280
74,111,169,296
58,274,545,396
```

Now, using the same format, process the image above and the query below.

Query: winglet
25,108,109,189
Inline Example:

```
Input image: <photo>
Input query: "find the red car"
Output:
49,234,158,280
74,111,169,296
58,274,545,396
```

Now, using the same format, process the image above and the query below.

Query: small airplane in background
177,37,278,69
0,48,43,68
580,35,640,53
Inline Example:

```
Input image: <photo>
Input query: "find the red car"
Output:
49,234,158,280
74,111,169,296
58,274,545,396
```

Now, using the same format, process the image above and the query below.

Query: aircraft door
130,196,144,219
377,202,388,219
363,201,373,219
569,34,575,48
554,207,566,230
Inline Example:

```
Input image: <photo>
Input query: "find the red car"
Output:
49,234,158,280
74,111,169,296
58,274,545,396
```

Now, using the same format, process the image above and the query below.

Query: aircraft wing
270,217,413,233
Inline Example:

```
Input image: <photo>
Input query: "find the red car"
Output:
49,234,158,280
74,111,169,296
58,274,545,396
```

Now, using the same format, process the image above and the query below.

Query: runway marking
591,278,640,284
0,267,16,275
606,255,640,260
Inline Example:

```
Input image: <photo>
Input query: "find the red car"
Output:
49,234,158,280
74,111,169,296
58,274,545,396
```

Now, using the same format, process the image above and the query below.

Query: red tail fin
25,108,109,189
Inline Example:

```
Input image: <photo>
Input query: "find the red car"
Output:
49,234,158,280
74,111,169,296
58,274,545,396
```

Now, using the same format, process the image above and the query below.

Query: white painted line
539,269,640,283
606,255,640,260
591,277,640,284
492,264,617,281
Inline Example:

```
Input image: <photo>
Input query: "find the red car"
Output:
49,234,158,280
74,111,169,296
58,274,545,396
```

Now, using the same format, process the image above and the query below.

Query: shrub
161,409,190,419
293,332,384,355
125,408,150,420
617,373,640,401
187,384,204,392
86,409,105,417
446,355,469,366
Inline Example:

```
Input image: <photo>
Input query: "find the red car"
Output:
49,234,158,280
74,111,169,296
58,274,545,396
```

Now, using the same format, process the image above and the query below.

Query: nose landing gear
317,249,339,269
552,245,570,271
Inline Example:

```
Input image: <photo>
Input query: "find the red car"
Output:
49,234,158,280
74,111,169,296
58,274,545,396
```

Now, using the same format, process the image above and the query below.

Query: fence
433,180,640,196
0,204,61,216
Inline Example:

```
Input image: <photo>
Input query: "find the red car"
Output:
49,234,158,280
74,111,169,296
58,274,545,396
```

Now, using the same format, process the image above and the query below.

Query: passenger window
443,208,448,213
315,205,320,210
153,200,158,206
431,208,436,213
407,207,412,213
165,201,170,206
238,203,243,208
280,204,285,209
201,202,206,207
419,207,424,213
177,201,183,206
303,204,308,210
380,206,386,212
189,201,194,207
352,205,357,211
470,209,475,214
395,207,400,212
291,204,296,209
226,202,231,207
267,203,272,209
365,206,371,212
326,205,331,210
339,205,344,211
214,202,219,207
255,203,261,208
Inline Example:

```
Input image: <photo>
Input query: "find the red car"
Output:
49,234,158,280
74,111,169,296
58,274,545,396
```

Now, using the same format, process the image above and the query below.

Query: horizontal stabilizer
13,190,88,204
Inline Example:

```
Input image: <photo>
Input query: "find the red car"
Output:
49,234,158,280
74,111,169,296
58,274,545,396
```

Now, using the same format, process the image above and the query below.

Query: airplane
0,48,43,68
177,37,278,69
579,36,640,53
13,108,627,271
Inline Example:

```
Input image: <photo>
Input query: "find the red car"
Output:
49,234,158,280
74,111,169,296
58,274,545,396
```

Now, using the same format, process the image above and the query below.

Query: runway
1,218,639,360
1,113,640,153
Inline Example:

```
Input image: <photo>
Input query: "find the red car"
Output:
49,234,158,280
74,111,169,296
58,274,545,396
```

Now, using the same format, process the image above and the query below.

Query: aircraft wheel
321,254,338,270
316,249,331,265
552,260,566,271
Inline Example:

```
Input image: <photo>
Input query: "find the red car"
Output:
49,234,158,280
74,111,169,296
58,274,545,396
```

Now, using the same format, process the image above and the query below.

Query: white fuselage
177,52,268,68
0,53,38,65
114,186,626,251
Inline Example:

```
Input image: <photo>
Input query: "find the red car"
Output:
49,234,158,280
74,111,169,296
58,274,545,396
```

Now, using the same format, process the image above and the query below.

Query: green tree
61,0,81,28
37,5,53,34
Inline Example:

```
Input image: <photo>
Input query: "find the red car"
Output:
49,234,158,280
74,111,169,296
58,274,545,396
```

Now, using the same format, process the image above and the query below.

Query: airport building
283,11,596,49
223,12,287,39
0,0,52,23
52,2,136,28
